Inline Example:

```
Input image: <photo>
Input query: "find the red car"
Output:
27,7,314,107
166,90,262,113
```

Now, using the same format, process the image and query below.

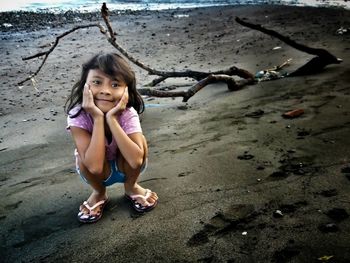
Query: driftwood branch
18,3,256,102
99,5,255,85
139,74,255,102
235,17,342,76
19,4,342,102
145,66,254,87
18,23,106,85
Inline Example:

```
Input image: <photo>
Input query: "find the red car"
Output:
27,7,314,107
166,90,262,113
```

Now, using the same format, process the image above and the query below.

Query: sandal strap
128,189,153,206
83,199,107,211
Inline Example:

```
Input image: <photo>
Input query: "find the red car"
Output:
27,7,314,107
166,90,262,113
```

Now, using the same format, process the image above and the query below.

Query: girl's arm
70,117,106,175
71,84,106,174
106,87,144,169
107,118,145,169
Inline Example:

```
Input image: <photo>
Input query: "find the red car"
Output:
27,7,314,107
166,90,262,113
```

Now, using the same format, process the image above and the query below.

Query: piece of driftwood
235,17,342,76
139,74,254,102
18,4,342,102
17,3,255,102
99,4,254,88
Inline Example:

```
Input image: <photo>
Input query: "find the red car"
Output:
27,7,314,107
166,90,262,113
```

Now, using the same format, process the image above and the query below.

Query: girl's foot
78,192,108,223
125,185,158,212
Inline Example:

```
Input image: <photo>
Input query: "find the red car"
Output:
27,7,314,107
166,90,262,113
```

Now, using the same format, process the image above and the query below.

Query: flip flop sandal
77,199,109,223
125,189,157,213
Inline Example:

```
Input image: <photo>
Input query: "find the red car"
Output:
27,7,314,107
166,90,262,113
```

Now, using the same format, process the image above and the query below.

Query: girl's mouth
96,98,113,102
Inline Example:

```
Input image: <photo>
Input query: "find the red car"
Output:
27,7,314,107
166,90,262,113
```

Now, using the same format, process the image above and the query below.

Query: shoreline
1,3,350,33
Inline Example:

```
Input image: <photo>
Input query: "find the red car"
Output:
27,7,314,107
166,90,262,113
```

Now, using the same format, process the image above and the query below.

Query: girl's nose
100,84,111,94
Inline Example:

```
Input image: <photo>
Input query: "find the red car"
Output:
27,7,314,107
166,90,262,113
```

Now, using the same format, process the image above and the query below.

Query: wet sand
1,5,350,262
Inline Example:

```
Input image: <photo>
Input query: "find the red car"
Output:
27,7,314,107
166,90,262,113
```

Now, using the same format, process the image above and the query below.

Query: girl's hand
106,86,129,120
82,83,103,119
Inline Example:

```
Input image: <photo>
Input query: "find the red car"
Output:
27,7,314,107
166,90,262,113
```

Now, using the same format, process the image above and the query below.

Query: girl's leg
77,157,110,215
117,136,158,205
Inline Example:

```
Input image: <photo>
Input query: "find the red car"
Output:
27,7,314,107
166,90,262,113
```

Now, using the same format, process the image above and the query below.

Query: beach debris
282,109,304,119
178,172,190,177
340,164,350,173
318,223,339,233
272,46,282,50
245,109,264,118
269,171,288,179
255,70,284,81
343,166,350,181
317,189,338,197
297,129,311,137
336,26,348,35
241,231,247,236
273,210,284,218
2,23,13,28
317,255,334,262
177,104,188,110
325,208,349,221
254,59,291,81
273,246,301,262
237,152,254,160
215,33,226,38
173,14,189,18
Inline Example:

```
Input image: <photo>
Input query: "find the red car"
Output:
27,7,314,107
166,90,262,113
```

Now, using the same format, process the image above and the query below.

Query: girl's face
86,69,127,113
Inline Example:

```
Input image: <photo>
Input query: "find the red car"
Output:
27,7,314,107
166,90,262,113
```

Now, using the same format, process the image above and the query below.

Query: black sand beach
1,4,350,262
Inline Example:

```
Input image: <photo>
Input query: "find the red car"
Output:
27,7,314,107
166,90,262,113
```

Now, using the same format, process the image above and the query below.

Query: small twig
18,23,106,85
23,51,48,61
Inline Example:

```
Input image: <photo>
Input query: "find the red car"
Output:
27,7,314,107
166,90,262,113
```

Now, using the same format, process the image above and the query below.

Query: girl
65,52,158,223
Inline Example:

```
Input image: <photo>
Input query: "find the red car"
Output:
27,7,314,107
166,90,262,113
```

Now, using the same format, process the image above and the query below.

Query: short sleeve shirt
66,106,142,160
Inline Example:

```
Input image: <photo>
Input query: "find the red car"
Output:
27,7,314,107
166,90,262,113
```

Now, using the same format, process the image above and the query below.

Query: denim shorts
76,159,147,187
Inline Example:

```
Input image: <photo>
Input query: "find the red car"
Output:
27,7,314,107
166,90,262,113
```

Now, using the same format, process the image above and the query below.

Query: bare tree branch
18,3,256,102
18,23,106,85
235,16,342,76
18,4,341,103
139,74,255,102
145,66,255,86
99,5,255,84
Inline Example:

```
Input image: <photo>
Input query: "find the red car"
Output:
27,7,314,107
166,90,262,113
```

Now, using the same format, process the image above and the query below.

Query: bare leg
77,157,110,215
117,136,158,205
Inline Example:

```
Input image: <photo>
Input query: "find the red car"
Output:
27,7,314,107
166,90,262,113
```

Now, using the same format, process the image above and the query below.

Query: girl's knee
77,156,110,178
117,154,144,176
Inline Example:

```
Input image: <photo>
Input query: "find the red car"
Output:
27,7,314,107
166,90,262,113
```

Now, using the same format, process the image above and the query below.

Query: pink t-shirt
66,106,142,160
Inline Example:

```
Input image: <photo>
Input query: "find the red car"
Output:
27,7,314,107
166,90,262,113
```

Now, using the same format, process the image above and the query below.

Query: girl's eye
92,80,101,85
111,83,120,88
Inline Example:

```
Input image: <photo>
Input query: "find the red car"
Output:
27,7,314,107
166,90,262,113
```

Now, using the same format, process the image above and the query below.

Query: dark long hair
64,53,144,117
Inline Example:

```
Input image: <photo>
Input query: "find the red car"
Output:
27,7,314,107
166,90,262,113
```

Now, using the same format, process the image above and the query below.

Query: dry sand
1,4,350,262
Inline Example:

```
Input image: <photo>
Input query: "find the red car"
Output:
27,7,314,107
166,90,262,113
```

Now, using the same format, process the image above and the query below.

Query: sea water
0,0,349,12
